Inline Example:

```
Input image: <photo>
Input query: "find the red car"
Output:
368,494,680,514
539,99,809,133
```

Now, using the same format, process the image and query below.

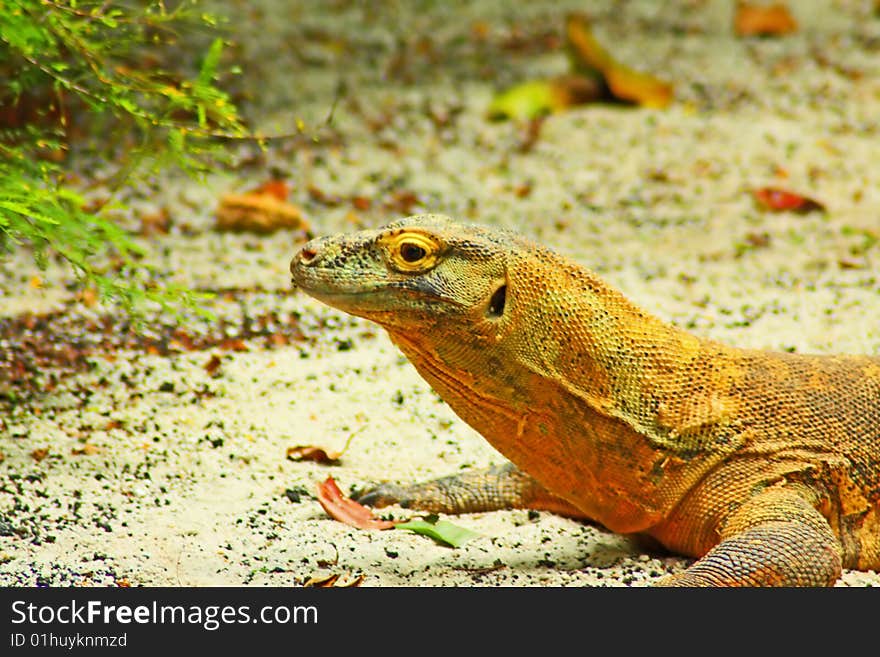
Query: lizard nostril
298,247,318,265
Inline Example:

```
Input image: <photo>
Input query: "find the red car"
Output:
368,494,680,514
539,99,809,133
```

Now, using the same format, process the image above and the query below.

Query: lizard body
290,214,880,586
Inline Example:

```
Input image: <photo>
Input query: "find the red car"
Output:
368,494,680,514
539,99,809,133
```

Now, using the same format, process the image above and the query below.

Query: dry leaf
316,476,397,530
350,196,372,211
219,338,249,352
287,445,344,464
303,573,339,587
288,429,361,465
31,448,49,462
603,65,675,109
734,3,798,37
204,354,222,377
753,187,825,213
307,185,343,206
744,232,771,249
216,179,309,234
337,574,365,587
138,206,172,236
71,444,101,456
77,286,100,308
216,193,307,233
488,13,672,120
565,13,614,73
838,256,868,270
565,13,673,109
250,179,289,201
303,573,365,588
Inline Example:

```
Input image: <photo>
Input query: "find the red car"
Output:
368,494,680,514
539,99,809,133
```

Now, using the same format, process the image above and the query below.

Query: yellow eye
381,230,441,272
400,242,427,263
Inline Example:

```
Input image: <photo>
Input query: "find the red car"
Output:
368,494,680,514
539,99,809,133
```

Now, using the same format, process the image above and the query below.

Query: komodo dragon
289,214,880,587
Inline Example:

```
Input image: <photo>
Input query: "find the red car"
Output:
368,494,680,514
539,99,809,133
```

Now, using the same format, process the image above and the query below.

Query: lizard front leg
657,485,843,587
354,462,590,518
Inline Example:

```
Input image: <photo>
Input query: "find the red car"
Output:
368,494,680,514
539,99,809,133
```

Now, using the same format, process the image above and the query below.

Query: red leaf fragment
752,187,825,214
350,196,372,211
250,179,289,202
316,476,397,530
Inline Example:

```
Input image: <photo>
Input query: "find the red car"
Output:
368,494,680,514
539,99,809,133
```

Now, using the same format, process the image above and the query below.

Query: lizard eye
381,230,442,272
400,242,427,263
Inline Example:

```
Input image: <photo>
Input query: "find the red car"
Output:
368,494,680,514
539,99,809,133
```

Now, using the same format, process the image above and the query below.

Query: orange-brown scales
291,214,880,586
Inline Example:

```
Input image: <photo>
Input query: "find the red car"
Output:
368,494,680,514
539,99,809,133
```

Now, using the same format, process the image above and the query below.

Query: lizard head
290,214,513,333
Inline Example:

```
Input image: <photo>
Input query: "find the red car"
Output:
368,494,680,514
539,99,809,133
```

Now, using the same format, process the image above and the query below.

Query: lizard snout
296,245,318,265
290,244,319,289
291,244,321,279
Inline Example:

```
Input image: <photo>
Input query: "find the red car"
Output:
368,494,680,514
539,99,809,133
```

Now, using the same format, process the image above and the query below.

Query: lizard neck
386,263,742,533
389,270,740,532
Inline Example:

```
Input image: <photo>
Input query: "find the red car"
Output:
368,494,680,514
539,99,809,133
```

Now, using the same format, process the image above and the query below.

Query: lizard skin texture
290,214,880,586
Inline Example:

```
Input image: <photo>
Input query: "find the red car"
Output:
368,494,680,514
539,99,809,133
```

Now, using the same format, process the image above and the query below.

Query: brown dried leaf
338,574,365,587
77,286,100,308
307,185,343,206
604,65,675,109
565,12,673,108
138,206,172,236
744,232,771,249
219,338,249,352
71,444,101,456
216,179,309,234
287,445,343,464
204,354,222,377
384,190,422,215
303,572,365,588
734,3,798,37
838,256,868,270
31,448,49,462
303,573,339,587
316,476,397,530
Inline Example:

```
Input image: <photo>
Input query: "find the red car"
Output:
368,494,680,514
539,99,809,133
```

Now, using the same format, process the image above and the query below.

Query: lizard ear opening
486,284,507,318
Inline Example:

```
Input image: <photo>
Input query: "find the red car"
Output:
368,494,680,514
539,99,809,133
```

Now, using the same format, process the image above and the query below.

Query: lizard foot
354,463,590,517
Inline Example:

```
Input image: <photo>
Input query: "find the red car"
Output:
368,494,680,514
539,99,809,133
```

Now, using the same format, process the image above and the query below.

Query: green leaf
487,80,560,121
395,518,480,548
198,38,224,86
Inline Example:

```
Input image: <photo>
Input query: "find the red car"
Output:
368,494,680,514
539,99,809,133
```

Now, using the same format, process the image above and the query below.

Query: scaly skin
290,214,880,586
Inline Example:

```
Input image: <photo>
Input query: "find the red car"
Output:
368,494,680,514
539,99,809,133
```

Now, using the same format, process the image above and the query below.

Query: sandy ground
2,0,880,587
